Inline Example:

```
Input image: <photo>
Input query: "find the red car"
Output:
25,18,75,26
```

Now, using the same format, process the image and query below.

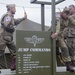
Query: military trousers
66,38,75,61
57,37,71,62
0,32,16,58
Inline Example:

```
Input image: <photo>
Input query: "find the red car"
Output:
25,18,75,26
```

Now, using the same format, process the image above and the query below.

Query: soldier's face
11,7,16,14
69,6,75,15
61,12,68,20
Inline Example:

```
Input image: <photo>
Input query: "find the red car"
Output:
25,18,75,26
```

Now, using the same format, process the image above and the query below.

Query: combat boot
71,60,75,67
10,58,16,71
66,62,74,72
0,66,1,69
0,66,1,73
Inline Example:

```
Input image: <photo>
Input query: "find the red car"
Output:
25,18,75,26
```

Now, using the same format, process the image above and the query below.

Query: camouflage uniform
64,14,75,62
56,8,75,72
0,4,26,70
56,18,71,62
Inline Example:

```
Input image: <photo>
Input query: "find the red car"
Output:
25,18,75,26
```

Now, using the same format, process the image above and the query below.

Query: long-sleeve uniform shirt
0,11,26,57
56,18,69,36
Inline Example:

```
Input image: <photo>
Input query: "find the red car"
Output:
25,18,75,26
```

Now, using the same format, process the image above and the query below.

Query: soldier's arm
51,20,60,38
3,15,11,26
56,20,60,34
14,12,27,25
14,18,26,25
69,15,75,25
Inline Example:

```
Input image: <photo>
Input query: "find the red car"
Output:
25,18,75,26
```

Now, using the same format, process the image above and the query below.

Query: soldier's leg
67,39,75,66
68,47,75,62
6,42,16,71
0,40,6,73
69,48,75,67
59,38,74,72
0,41,6,56
56,40,65,65
56,40,60,55
59,38,71,62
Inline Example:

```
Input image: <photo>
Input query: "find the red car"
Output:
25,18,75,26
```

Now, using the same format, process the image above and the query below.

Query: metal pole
51,0,56,75
51,0,56,32
41,4,45,31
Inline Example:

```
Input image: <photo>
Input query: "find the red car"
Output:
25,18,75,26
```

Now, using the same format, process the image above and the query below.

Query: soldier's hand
24,12,27,19
51,33,58,38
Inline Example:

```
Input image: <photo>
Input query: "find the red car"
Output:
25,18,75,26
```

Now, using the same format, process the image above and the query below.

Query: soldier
64,5,75,67
51,7,74,72
0,4,27,71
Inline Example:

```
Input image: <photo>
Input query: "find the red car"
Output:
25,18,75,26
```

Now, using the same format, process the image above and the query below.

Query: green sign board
16,30,52,75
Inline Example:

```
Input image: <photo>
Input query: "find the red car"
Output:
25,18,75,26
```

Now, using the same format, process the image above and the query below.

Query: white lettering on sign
18,48,29,52
30,48,51,52
18,48,51,52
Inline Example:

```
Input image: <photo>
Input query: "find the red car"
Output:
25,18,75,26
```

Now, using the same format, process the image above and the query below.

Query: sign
16,30,52,75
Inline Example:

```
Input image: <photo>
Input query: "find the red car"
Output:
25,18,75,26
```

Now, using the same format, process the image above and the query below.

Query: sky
0,0,75,26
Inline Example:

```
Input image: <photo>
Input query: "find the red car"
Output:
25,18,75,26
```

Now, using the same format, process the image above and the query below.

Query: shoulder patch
5,16,11,21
